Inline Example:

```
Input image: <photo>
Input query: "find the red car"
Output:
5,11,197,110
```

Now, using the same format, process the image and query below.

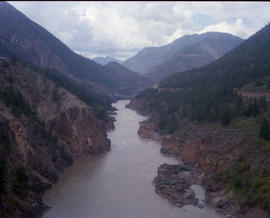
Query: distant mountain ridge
0,2,145,97
93,56,121,65
0,2,112,91
104,61,151,96
123,32,243,82
128,21,270,217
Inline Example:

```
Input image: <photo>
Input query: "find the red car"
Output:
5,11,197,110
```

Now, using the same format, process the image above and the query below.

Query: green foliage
255,79,264,86
259,95,267,108
12,166,28,198
0,130,10,151
135,22,270,133
4,55,113,121
217,156,270,213
134,23,270,216
0,160,6,195
0,87,38,120
264,141,270,153
267,80,270,89
28,65,113,121
222,109,231,126
136,87,264,133
228,117,259,129
245,98,261,117
259,119,270,141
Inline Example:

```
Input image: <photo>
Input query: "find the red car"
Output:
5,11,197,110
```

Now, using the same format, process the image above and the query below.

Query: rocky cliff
0,58,111,218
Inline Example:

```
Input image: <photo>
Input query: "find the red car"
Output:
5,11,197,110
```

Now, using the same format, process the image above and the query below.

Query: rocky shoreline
35,115,116,218
153,163,202,208
138,119,232,216
134,115,268,218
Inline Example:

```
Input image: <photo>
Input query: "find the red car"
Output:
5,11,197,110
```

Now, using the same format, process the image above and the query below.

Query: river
42,100,226,218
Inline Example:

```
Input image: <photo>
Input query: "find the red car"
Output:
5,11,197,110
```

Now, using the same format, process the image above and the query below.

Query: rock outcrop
137,120,160,140
128,97,269,218
153,164,198,207
0,59,111,218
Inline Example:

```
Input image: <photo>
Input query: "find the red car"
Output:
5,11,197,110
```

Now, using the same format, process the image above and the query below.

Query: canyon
1,2,270,218
41,100,226,218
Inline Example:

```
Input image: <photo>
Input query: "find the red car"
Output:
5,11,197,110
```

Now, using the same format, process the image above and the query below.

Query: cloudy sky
9,1,270,61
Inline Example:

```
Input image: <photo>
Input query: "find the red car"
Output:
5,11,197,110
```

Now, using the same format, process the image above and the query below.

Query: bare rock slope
0,59,110,218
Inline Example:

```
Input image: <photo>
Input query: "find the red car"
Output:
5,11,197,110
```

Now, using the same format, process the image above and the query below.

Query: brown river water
42,100,226,218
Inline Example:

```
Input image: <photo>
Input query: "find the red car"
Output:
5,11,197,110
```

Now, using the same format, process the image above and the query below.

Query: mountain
122,32,243,78
0,2,144,97
104,61,152,96
0,58,111,217
130,21,270,137
0,2,116,94
128,22,270,217
146,33,244,82
0,3,118,217
93,56,120,65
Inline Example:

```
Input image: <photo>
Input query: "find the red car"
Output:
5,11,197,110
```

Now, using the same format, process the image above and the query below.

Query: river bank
41,100,226,218
127,99,268,218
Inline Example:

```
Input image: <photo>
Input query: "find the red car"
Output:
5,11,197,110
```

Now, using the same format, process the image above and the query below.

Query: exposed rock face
0,60,111,218
153,164,198,207
0,114,72,218
128,98,268,218
105,112,116,131
50,106,110,157
137,120,160,140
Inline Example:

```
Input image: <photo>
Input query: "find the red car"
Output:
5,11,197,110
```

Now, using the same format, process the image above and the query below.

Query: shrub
12,166,28,198
259,119,270,141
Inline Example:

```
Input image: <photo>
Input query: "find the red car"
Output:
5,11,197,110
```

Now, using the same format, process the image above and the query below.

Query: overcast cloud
8,1,270,60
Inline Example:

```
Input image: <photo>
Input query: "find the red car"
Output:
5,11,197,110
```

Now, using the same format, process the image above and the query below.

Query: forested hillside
129,22,270,217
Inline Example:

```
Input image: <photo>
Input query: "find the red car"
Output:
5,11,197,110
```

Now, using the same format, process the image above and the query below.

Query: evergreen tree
159,114,166,131
168,115,178,133
222,110,231,126
252,99,259,116
267,80,270,89
259,95,267,108
11,53,18,64
0,160,6,194
246,103,253,117
259,119,270,141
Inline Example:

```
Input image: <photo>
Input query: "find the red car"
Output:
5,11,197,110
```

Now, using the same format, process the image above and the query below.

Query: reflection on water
42,100,225,218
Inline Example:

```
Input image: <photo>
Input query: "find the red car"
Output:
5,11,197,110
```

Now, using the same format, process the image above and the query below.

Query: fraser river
42,100,225,218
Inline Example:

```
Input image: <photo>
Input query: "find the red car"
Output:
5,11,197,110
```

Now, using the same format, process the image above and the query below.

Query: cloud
8,2,270,60
199,18,255,39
